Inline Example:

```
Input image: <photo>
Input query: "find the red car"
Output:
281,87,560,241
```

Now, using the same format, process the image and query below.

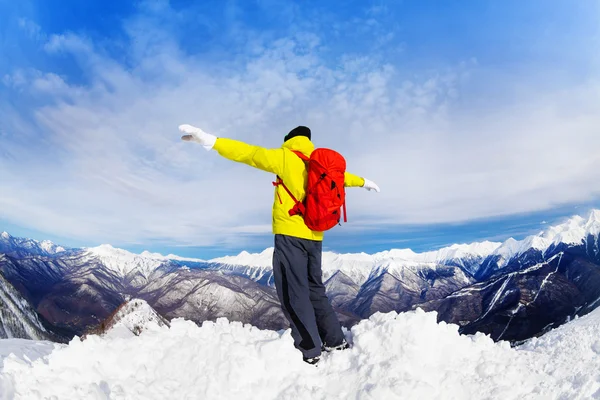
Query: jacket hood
282,136,314,157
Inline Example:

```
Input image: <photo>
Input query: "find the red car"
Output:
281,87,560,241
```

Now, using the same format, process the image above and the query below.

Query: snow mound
101,299,169,337
2,308,599,399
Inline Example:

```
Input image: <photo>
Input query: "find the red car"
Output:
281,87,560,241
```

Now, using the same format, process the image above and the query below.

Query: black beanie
284,126,311,142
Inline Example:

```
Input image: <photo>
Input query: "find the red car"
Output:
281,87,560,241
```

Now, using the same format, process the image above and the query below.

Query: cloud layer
1,1,600,249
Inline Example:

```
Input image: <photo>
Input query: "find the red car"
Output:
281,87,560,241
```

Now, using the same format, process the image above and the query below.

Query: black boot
322,338,350,352
303,355,320,365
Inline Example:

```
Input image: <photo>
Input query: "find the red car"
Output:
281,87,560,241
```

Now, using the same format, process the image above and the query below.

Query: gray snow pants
272,234,345,359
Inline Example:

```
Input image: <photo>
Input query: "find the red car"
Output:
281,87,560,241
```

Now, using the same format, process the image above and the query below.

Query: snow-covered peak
587,209,600,223
520,235,552,252
85,245,204,278
39,240,66,254
491,209,600,266
86,245,166,278
140,250,164,258
211,241,501,269
414,241,502,264
103,299,169,336
541,210,600,245
210,241,501,286
212,241,501,268
542,216,587,246
495,237,521,256
0,232,66,256
373,248,419,260
165,254,206,262
136,250,204,262
211,247,275,268
89,244,136,259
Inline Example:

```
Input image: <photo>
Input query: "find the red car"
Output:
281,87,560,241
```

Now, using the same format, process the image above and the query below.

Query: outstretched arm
345,171,380,192
180,124,284,176
213,138,284,176
344,172,365,188
180,124,379,190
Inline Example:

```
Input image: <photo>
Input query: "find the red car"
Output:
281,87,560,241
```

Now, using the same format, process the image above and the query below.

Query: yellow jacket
213,136,365,241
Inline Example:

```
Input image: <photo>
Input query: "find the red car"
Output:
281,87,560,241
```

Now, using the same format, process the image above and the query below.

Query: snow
104,299,168,337
0,233,65,256
477,277,513,321
1,307,600,399
163,254,205,262
520,305,600,396
0,274,48,340
212,242,501,269
6,209,600,284
85,244,204,278
520,235,552,252
139,250,204,263
487,210,600,268
539,210,600,246
39,240,66,254
0,339,55,360
417,241,502,263
211,241,501,286
212,248,275,268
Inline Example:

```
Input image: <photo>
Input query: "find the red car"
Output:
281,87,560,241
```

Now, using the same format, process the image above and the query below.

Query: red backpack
273,148,347,232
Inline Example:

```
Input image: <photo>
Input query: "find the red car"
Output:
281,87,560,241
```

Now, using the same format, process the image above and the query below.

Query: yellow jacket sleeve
213,138,284,176
344,171,365,188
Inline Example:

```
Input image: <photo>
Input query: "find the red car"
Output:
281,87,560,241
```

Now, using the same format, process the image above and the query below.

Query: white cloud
17,18,44,41
1,2,600,248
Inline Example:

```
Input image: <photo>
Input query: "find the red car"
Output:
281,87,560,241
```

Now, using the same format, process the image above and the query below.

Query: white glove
363,178,380,192
179,124,217,151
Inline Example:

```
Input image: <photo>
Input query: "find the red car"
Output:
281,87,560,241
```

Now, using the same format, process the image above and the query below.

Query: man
180,124,380,364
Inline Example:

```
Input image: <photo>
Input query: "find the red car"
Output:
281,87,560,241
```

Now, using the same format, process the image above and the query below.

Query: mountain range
1,210,600,343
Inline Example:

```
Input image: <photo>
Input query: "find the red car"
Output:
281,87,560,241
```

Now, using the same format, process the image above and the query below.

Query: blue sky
1,0,600,258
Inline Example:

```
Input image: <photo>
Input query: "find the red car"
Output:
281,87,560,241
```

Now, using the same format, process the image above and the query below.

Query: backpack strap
291,150,309,162
272,177,306,216
271,149,310,216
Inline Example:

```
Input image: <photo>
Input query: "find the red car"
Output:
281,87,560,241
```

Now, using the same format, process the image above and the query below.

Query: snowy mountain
0,231,66,257
99,298,169,336
137,266,286,331
476,210,600,279
421,253,600,340
1,307,600,399
0,256,50,340
84,244,205,281
0,242,283,337
211,242,497,321
2,209,600,343
211,241,501,284
212,211,600,284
